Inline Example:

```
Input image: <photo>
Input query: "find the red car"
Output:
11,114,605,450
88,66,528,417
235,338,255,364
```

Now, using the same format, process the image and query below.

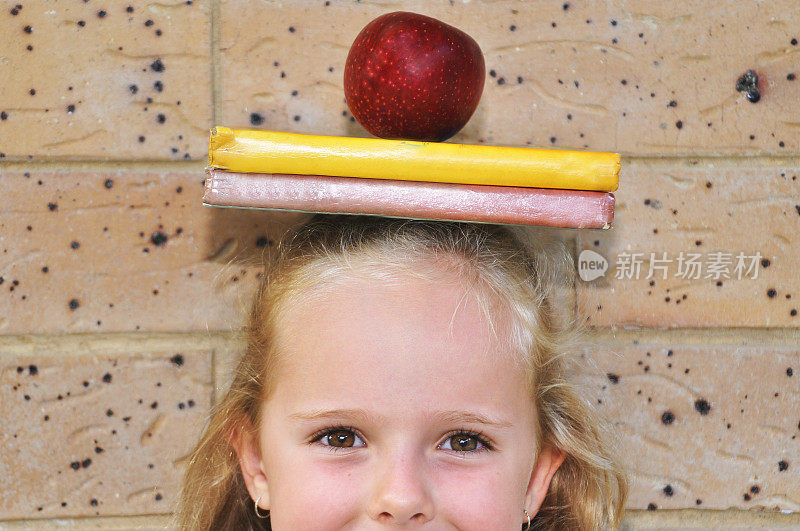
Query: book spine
208,127,619,193
203,168,615,230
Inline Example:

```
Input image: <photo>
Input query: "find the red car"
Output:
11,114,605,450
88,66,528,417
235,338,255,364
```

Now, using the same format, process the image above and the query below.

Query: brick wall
1,0,798,528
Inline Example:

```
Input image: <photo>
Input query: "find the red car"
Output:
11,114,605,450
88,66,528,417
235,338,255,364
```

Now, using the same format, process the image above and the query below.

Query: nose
367,448,435,525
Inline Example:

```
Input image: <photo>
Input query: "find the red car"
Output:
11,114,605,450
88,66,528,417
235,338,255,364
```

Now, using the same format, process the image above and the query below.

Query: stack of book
203,127,618,229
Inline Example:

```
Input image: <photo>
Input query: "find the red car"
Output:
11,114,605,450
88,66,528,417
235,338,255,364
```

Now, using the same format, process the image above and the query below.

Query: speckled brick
0,0,211,161
0,350,212,519
576,167,800,327
0,169,309,335
572,340,800,511
219,0,799,154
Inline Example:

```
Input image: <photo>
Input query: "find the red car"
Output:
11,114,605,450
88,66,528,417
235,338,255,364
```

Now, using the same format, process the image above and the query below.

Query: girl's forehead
269,269,530,416
276,263,504,355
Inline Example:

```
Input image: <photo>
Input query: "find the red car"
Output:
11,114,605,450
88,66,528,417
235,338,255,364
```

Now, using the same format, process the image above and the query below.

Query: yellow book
209,127,619,192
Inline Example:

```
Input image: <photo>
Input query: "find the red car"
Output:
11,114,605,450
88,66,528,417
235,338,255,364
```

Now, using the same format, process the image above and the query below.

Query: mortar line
0,160,208,172
0,514,175,528
620,508,800,527
211,0,222,128
0,330,242,356
211,339,220,404
619,154,800,169
570,235,578,326
585,326,800,346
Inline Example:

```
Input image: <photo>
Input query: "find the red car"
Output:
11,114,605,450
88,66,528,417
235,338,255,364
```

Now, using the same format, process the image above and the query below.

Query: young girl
178,214,628,530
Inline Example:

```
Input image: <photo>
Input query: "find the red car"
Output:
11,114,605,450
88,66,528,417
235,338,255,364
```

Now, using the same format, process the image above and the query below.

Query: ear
524,445,566,517
229,418,271,511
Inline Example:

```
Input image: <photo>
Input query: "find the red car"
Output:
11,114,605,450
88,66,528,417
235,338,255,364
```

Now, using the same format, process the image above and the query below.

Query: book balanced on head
203,126,619,230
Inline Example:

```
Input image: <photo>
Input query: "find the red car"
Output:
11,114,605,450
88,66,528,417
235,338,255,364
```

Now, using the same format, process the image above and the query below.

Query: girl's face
236,264,564,530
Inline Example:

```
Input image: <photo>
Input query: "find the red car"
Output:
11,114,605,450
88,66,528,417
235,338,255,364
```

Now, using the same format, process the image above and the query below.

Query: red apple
343,11,485,142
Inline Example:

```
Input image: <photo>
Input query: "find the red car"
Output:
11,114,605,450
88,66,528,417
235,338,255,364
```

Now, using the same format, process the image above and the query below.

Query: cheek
436,465,527,531
266,454,364,529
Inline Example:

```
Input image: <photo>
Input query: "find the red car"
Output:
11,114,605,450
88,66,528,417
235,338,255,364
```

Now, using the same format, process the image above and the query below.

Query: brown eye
446,434,479,452
327,430,355,447
318,428,365,449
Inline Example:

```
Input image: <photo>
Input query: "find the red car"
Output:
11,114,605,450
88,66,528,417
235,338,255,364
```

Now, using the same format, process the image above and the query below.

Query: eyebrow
289,408,513,429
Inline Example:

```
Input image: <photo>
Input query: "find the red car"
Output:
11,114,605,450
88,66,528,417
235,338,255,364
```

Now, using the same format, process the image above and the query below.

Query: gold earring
254,495,270,519
523,508,531,529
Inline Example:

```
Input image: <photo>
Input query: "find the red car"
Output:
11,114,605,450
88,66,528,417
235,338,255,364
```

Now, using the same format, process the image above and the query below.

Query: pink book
203,168,615,229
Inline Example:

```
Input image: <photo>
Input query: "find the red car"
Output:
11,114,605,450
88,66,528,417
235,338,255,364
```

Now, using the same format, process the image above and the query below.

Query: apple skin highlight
344,11,486,142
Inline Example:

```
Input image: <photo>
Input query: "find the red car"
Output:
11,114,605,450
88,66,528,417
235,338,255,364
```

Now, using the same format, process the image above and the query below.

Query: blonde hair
177,214,628,530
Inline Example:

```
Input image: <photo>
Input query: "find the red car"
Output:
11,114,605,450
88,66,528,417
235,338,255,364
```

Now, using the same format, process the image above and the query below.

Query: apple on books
343,11,486,142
